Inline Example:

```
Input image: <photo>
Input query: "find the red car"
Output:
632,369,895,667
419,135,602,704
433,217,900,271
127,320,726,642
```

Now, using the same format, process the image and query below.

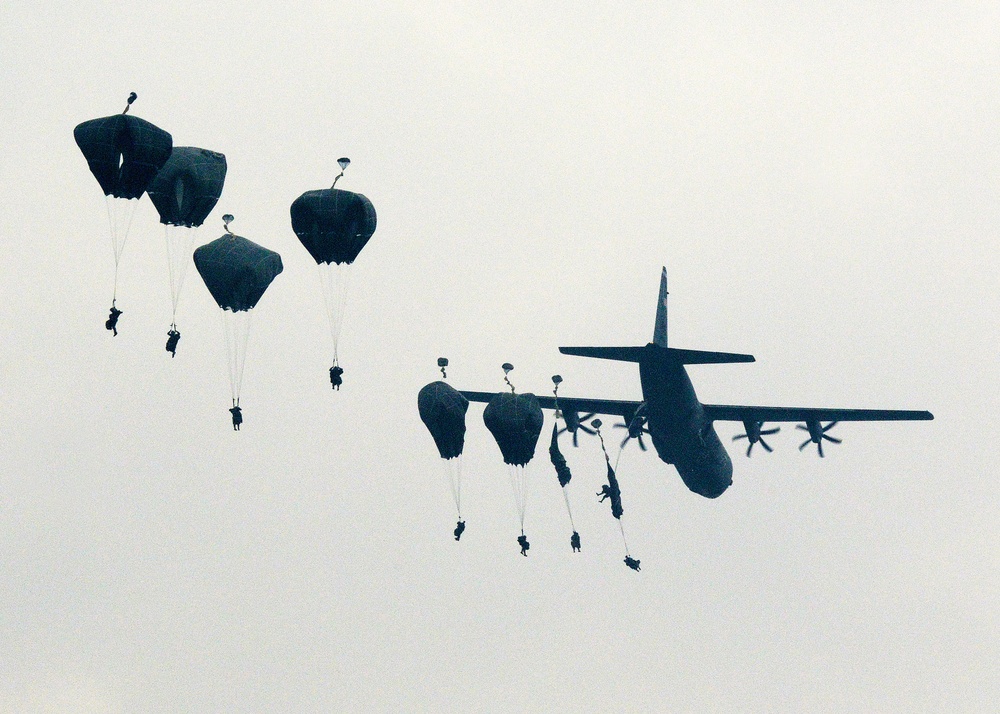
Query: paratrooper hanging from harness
147,145,228,357
290,158,377,390
550,374,582,552
418,359,470,541
74,93,173,333
483,364,543,557
193,215,283,430
593,419,641,572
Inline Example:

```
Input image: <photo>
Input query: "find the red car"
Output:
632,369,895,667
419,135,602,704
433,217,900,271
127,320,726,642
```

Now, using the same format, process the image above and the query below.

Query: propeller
732,420,780,457
797,421,841,458
614,404,650,451
557,409,597,447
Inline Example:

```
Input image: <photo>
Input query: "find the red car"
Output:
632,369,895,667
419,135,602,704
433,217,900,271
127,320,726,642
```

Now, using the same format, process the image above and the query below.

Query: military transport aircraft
461,268,933,499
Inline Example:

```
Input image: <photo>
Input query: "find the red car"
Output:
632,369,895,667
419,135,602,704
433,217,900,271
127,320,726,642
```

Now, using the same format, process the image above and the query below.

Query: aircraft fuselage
638,344,733,498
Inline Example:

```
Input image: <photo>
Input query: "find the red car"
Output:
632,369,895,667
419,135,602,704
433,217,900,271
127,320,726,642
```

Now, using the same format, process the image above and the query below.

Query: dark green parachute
193,234,283,312
147,147,227,227
418,381,469,460
74,114,173,199
483,392,544,466
290,189,377,265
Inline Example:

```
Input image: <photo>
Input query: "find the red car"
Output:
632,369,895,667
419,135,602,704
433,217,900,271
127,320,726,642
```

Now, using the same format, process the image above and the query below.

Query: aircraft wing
459,391,641,420
702,404,934,423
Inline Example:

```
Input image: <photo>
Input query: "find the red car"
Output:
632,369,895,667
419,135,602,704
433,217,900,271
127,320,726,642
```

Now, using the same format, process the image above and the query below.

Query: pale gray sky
1,2,997,711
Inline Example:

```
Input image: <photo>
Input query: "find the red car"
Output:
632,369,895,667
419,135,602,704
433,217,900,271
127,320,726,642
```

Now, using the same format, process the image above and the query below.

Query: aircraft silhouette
461,268,933,499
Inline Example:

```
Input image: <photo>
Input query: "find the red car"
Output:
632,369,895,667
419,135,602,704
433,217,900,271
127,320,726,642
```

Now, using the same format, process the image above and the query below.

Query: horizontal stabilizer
666,348,755,364
559,346,646,362
560,345,754,365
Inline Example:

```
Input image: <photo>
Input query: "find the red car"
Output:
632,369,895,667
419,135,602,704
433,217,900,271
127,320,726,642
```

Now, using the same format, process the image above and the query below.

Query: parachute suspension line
236,312,253,403
164,224,197,323
104,196,139,302
318,263,351,364
334,266,350,362
506,464,528,533
594,421,611,468
614,443,625,472
222,309,253,406
619,519,631,557
562,487,576,530
445,455,463,519
222,310,239,403
454,456,462,519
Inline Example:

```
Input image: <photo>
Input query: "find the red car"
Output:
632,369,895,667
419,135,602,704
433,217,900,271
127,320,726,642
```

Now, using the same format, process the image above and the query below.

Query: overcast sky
1,2,997,711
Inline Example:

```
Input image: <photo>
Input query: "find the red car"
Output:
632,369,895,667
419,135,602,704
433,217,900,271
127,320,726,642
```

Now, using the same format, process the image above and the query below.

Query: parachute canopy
418,381,469,460
74,114,173,199
193,234,283,312
483,392,544,467
290,188,377,265
147,147,227,227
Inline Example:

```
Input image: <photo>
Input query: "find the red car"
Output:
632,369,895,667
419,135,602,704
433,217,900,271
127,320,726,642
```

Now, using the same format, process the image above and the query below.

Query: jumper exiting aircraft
461,268,933,499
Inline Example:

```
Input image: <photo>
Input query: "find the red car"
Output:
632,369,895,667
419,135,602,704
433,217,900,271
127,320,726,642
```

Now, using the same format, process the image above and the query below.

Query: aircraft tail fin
653,266,668,347
558,268,754,365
